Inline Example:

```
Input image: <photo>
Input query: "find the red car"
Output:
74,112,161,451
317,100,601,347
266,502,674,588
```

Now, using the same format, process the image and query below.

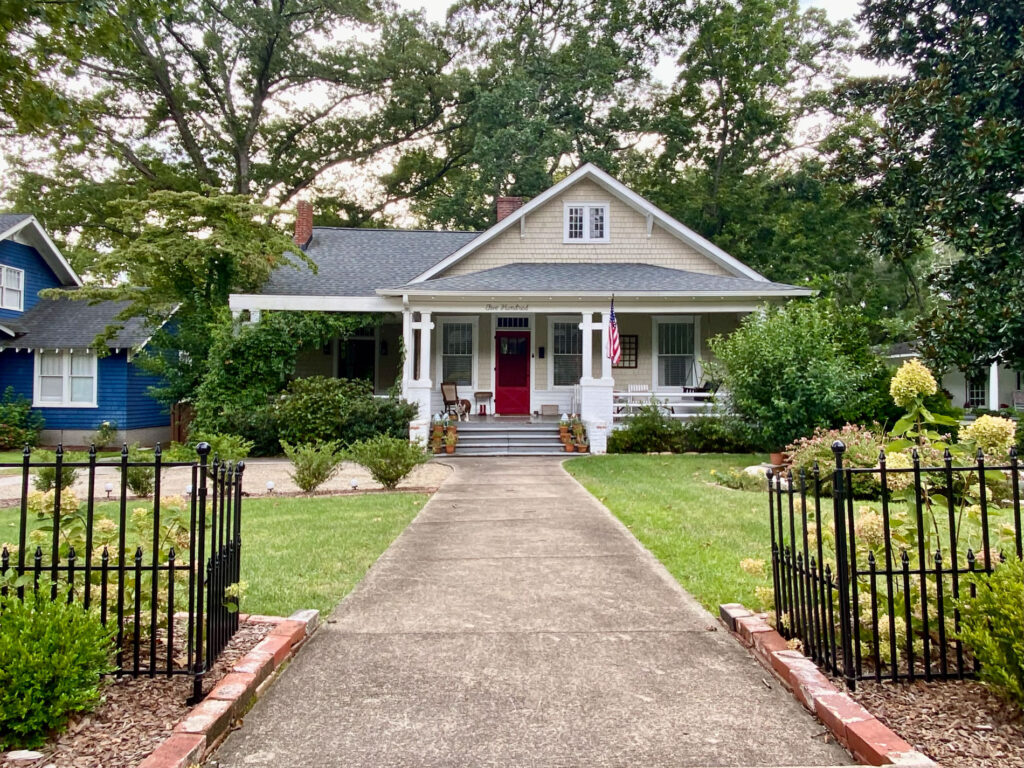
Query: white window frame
562,202,610,243
33,350,99,408
548,315,584,388
651,315,701,390
967,376,987,407
435,316,478,391
0,265,24,311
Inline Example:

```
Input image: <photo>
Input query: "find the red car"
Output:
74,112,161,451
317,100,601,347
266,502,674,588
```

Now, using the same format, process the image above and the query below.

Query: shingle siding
0,239,62,320
0,349,156,431
440,179,733,278
125,364,169,429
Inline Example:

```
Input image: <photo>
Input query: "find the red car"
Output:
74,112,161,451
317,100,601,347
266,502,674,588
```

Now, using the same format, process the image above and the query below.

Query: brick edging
137,609,320,768
719,603,939,768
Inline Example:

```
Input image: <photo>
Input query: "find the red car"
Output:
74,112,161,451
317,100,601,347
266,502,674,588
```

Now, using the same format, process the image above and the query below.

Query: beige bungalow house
229,164,813,453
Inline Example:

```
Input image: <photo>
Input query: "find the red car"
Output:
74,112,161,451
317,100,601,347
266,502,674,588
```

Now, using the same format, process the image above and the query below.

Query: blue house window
1,266,23,311
34,351,98,407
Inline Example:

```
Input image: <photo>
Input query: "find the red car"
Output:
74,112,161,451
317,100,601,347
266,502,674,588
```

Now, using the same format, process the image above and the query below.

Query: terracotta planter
564,443,575,452
445,444,455,454
577,444,589,453
446,426,457,438
559,425,569,440
769,451,786,467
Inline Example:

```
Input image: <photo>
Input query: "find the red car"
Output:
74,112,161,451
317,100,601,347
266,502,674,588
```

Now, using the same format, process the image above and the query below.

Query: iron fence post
831,440,856,690
192,442,211,703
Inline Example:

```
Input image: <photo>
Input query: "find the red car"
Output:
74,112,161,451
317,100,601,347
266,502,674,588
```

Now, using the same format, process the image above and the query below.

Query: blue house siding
125,363,169,429
0,349,130,430
0,239,62,320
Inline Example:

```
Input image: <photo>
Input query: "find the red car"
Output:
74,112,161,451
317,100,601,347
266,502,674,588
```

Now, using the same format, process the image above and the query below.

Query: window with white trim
1,266,24,311
441,322,473,386
656,319,696,387
967,377,986,407
552,321,583,386
34,351,98,407
563,203,609,243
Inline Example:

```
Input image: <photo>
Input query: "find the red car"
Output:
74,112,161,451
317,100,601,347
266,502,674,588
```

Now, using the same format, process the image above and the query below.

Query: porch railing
612,390,716,420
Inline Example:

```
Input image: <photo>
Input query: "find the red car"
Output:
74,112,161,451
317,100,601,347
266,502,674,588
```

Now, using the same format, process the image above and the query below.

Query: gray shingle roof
263,228,480,297
390,262,810,295
0,295,152,350
0,214,31,235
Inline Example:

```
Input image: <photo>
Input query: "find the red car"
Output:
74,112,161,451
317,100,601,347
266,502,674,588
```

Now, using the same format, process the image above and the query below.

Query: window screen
657,321,695,387
442,322,473,385
552,321,583,385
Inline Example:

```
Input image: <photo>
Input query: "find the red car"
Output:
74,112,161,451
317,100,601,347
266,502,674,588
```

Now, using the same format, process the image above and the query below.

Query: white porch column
600,310,613,380
578,310,614,454
989,360,1000,411
403,309,433,443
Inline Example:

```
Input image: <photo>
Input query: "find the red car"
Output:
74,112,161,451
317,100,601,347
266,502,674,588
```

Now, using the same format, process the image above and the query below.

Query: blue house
0,214,170,447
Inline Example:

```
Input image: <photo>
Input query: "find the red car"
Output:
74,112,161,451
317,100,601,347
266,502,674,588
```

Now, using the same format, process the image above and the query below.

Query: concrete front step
442,422,570,456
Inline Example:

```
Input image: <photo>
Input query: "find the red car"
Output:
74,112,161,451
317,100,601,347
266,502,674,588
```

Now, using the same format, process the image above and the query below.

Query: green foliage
606,404,685,454
859,3,1024,373
90,420,118,449
115,444,156,497
345,436,430,490
281,440,345,493
164,433,253,464
31,450,82,492
679,413,760,454
708,301,874,450
0,594,115,749
0,387,44,450
708,466,765,493
274,378,377,445
959,558,1024,707
194,312,371,441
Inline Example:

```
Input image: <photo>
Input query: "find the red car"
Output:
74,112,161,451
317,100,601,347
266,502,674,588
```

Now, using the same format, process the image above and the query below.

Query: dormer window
563,203,609,243
1,266,24,311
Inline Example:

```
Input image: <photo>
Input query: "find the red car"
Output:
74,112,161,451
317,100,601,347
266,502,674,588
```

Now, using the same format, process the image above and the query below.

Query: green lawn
565,453,773,613
1,493,429,618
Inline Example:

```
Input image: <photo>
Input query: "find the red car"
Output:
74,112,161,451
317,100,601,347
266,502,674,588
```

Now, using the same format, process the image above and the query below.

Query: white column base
405,381,434,423
579,377,614,454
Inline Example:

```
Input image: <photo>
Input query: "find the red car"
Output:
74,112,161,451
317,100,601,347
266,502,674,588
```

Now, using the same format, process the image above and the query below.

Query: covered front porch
397,303,743,452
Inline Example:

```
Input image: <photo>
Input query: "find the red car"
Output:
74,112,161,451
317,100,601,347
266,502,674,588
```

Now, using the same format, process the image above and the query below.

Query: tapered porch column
578,310,614,454
403,309,434,444
600,310,613,380
989,360,1000,411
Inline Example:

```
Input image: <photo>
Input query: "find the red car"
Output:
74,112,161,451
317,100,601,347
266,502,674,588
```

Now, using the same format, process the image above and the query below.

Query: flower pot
577,444,589,453
445,445,455,454
769,451,786,467
564,442,575,452
446,426,457,438
559,425,569,440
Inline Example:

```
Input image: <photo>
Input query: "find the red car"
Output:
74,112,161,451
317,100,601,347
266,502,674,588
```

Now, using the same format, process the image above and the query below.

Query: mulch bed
2,620,272,768
850,679,1024,767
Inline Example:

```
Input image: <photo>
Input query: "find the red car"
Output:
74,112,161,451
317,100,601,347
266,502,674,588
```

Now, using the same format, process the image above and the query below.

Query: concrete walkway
212,458,852,767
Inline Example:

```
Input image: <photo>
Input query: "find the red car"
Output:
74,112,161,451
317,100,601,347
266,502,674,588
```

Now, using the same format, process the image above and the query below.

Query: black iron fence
0,442,243,702
769,441,1022,690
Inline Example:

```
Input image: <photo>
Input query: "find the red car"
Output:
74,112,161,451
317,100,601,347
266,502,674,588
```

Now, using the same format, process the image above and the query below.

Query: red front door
495,330,530,414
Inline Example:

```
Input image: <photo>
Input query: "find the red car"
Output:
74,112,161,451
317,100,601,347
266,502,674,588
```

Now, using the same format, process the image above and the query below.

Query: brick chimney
496,196,524,222
294,200,313,248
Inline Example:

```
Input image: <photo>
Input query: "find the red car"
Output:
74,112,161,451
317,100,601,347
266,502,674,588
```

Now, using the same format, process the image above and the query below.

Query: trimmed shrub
164,433,253,464
31,450,82,492
274,377,373,445
122,444,155,497
680,413,760,453
345,435,430,490
606,403,685,453
281,440,344,493
0,594,114,749
959,557,1024,706
0,387,45,450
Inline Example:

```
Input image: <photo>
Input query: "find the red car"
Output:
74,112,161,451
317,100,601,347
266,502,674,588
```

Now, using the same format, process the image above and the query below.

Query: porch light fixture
266,480,275,494
104,482,113,500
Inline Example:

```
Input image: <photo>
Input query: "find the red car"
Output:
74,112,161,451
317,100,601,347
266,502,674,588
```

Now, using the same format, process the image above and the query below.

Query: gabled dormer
0,214,81,322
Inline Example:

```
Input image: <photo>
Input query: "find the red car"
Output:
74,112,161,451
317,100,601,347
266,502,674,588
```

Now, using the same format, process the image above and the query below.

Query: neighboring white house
887,341,1022,413
229,164,813,452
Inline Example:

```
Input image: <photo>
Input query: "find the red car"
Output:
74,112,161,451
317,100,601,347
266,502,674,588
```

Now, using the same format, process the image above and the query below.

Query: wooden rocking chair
441,381,472,421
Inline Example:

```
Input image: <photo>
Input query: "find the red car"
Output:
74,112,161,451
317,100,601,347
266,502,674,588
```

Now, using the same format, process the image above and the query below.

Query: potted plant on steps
559,414,570,443
572,418,588,453
444,425,457,454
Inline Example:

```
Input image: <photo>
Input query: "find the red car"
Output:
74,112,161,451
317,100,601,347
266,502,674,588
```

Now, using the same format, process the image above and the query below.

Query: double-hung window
34,351,98,407
563,203,609,243
0,266,24,311
441,321,474,386
655,318,696,388
551,320,583,386
967,377,987,408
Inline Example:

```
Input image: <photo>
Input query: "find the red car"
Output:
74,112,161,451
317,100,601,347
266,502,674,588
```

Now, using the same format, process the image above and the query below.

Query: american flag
608,298,621,365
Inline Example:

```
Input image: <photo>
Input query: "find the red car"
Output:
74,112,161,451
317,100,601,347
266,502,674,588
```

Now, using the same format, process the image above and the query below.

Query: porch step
443,421,569,456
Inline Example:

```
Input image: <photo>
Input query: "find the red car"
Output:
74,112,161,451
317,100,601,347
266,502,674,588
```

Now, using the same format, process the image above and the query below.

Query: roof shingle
0,295,152,350
0,213,31,235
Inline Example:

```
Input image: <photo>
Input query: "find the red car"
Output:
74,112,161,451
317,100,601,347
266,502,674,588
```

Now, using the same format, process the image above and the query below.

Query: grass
1,493,429,618
565,453,773,613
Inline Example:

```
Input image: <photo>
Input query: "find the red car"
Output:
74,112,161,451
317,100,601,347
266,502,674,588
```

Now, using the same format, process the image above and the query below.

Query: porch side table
473,391,493,416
